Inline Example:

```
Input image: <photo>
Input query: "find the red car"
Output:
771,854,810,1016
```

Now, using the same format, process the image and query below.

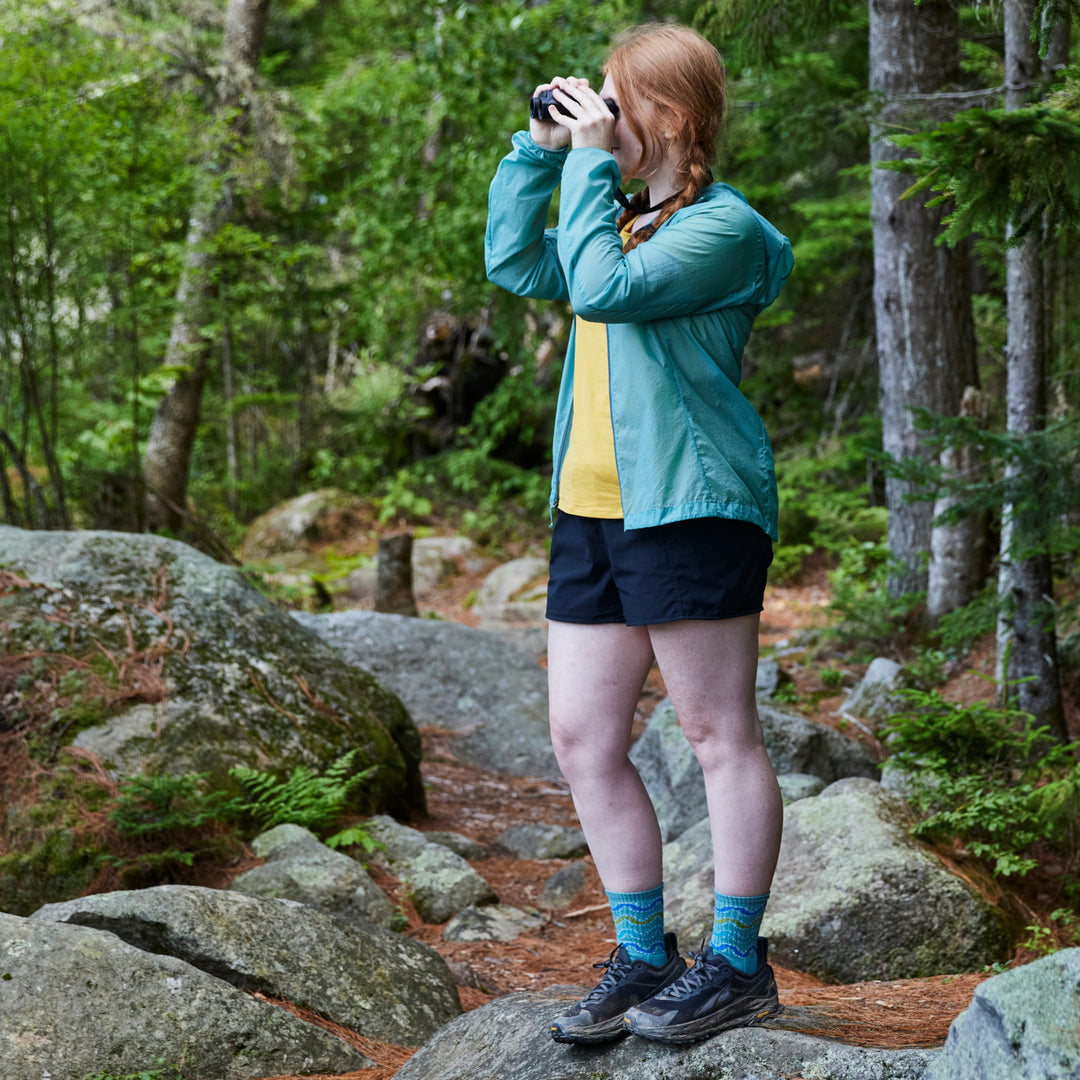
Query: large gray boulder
229,823,395,929
631,699,880,842
294,609,557,776
0,527,423,916
239,488,369,561
393,986,937,1080
664,780,1011,982
927,948,1080,1080
0,912,370,1080
762,779,1011,982
0,527,423,807
364,815,497,923
31,884,461,1046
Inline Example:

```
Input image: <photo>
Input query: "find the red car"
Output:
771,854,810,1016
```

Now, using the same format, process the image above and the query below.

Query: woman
485,24,793,1046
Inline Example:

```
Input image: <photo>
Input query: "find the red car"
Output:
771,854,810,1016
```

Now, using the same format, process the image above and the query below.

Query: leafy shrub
883,687,1080,879
772,421,886,583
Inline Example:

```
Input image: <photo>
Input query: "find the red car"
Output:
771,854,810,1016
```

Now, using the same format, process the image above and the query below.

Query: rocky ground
227,535,1065,1080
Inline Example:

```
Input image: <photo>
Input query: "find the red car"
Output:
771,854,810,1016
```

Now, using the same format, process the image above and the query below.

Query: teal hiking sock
606,884,666,966
711,890,769,974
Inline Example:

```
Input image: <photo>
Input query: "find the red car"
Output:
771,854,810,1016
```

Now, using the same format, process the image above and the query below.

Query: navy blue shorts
545,513,773,627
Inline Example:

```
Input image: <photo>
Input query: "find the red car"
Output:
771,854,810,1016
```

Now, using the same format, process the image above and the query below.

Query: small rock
413,536,490,594
539,863,586,909
777,772,826,803
240,489,369,560
756,657,792,699
443,904,544,943
840,657,907,726
494,824,588,860
402,845,498,923
447,959,493,992
424,831,488,860
471,556,548,623
364,814,433,862
230,823,395,929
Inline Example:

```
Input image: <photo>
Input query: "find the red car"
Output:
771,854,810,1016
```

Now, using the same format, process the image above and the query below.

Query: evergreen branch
886,103,1080,243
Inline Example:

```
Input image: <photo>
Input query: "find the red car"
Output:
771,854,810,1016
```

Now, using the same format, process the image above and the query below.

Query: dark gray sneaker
550,932,686,1044
623,937,783,1044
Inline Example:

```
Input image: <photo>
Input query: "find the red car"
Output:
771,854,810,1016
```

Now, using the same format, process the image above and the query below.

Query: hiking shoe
623,937,783,1044
549,932,686,1044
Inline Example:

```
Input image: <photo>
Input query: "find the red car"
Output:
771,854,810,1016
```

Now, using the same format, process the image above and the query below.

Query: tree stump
376,533,418,616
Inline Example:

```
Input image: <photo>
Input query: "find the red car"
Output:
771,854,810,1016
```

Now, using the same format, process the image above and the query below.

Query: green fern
229,749,377,834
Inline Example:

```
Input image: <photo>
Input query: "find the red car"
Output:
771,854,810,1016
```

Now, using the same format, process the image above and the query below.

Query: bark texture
143,0,271,532
927,387,987,623
870,0,977,597
376,532,418,616
995,0,1065,738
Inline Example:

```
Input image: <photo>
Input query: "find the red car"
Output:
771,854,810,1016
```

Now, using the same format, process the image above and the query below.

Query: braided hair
605,25,727,254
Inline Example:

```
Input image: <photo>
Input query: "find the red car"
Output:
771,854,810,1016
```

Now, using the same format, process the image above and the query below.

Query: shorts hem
623,604,764,628
545,608,627,625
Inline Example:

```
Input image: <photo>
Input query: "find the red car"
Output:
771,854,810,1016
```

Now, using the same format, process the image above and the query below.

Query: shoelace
656,946,733,1000
581,947,634,1003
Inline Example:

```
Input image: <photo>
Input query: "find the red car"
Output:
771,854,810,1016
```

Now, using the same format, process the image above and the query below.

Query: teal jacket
485,132,793,540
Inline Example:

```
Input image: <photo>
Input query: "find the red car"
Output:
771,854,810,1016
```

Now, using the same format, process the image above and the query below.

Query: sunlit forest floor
217,529,1078,1079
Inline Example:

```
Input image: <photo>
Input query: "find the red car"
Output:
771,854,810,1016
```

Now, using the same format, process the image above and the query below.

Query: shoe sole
626,998,784,1044
550,1014,633,1044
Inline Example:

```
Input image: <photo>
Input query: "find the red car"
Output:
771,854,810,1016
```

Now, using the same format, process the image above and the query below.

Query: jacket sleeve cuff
510,130,570,167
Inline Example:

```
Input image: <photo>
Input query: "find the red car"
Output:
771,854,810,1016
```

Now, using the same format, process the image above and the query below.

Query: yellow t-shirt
557,220,636,518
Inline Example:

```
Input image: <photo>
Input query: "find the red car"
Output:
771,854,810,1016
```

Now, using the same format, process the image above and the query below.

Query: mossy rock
0,766,111,915
0,526,425,912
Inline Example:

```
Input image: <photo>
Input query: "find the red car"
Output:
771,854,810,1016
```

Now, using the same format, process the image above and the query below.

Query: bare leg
547,620,661,892
647,615,782,896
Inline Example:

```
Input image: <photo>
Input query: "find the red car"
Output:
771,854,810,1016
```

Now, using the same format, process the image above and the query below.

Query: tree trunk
143,0,271,532
927,386,987,623
996,0,1066,738
869,0,978,597
376,533,418,616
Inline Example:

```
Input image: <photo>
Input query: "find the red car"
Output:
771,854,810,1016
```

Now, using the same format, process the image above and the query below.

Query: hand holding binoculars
529,88,620,122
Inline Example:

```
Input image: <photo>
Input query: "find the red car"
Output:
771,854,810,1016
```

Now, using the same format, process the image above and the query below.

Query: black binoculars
529,88,620,122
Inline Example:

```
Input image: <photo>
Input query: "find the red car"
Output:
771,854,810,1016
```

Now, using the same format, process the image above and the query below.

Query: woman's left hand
551,78,616,153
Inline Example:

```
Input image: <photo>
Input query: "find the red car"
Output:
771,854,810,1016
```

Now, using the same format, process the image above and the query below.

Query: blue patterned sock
606,884,666,966
711,890,769,974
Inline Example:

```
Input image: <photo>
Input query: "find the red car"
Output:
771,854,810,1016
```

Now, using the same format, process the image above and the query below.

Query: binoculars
529,88,620,122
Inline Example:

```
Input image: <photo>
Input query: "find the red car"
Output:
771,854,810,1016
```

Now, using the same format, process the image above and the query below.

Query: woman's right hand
529,77,590,150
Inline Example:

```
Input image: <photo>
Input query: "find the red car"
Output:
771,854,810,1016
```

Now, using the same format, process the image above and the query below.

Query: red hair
604,24,726,252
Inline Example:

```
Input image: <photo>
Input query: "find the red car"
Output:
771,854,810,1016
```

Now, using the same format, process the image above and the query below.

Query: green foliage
883,687,1080,879
891,104,1080,245
827,543,921,656
889,410,1080,569
325,823,382,855
773,422,886,582
110,774,243,838
229,748,377,833
934,586,999,655
102,773,245,888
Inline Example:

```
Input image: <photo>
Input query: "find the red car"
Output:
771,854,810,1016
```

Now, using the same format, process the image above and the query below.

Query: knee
680,711,765,772
549,717,625,783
